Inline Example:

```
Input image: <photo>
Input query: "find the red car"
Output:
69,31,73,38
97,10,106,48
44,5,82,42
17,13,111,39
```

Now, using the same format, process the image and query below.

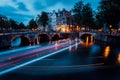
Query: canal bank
94,33,120,45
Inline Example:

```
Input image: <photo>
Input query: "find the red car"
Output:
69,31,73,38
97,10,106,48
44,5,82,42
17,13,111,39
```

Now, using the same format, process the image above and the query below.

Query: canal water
1,37,120,80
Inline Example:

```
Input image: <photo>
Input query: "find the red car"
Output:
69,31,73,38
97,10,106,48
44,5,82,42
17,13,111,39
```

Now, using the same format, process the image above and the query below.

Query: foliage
9,19,18,30
72,1,95,28
28,19,38,29
82,3,95,28
18,22,26,29
72,1,83,26
0,17,9,31
96,0,120,28
37,11,49,31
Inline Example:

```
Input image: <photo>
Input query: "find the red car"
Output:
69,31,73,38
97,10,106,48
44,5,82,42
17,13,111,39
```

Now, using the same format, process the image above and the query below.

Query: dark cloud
0,5,17,16
0,0,99,24
33,0,76,11
33,1,46,10
0,5,33,24
9,13,34,24
17,2,29,11
12,0,17,2
46,0,58,6
61,0,77,5
45,0,77,7
33,0,75,10
0,6,16,18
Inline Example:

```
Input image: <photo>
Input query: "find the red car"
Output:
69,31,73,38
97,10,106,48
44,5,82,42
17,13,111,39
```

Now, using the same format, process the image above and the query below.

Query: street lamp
109,25,112,28
118,28,120,31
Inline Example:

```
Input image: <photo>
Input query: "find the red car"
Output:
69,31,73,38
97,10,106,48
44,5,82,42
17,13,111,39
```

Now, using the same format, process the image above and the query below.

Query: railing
0,29,120,37
0,30,39,36
79,30,120,37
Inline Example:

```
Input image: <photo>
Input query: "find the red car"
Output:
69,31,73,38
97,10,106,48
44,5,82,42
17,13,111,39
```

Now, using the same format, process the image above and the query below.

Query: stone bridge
79,31,120,44
79,32,96,37
0,31,119,49
0,31,79,49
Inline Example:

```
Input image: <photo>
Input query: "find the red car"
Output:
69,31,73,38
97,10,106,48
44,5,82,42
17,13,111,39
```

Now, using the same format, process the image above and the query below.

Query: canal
1,37,120,80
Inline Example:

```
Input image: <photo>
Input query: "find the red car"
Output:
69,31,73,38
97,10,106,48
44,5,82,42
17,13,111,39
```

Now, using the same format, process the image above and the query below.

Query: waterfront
0,38,120,80
0,0,120,80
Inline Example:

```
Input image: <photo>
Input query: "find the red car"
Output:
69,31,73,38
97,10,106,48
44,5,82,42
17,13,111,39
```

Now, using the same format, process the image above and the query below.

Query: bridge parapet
0,31,96,49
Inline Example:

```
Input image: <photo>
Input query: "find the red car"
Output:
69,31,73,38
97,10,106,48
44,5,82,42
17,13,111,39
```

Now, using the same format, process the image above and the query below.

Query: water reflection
55,41,59,50
117,53,120,63
69,40,72,52
80,36,94,47
86,36,89,45
104,46,110,58
90,36,94,42
69,45,72,52
11,37,21,47
90,45,100,54
75,38,78,50
75,42,78,51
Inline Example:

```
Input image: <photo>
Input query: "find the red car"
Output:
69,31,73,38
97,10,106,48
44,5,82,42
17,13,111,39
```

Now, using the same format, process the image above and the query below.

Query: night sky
0,0,100,25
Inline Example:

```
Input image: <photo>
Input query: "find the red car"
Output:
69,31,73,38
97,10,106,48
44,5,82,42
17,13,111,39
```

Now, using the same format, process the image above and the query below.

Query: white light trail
0,42,80,75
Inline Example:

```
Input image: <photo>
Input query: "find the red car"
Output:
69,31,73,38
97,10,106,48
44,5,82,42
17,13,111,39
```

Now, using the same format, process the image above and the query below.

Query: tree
28,19,38,29
18,22,26,30
72,1,95,28
9,19,18,31
97,0,120,29
0,17,9,31
72,1,84,26
37,11,49,31
82,3,95,28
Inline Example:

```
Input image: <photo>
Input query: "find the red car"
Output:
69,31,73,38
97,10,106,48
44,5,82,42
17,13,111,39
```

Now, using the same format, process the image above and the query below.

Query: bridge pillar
36,36,40,45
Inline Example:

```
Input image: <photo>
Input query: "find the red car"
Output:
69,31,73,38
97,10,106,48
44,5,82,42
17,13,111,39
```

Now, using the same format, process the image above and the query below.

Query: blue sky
0,0,99,25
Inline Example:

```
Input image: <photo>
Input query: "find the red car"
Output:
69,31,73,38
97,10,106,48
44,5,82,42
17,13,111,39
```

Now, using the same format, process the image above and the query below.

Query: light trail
0,41,80,75
0,40,75,66
0,41,70,62
18,63,104,70
0,45,40,56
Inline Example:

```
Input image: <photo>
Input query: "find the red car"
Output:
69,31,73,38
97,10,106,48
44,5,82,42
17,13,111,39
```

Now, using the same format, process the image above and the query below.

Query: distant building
36,9,72,32
56,9,72,32
56,9,72,26
48,10,57,31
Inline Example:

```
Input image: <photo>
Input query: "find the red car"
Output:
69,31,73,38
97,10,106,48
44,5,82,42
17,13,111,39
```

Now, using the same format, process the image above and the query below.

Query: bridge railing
79,30,120,37
0,30,40,36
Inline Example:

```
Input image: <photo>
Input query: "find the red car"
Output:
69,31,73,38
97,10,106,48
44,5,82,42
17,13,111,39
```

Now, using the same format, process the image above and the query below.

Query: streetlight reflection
75,42,78,51
55,41,59,50
80,36,94,47
69,39,72,52
117,53,120,64
74,38,78,51
104,46,110,58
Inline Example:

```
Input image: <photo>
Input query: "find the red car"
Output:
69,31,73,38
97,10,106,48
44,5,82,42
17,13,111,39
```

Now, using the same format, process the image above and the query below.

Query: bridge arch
39,33,51,43
51,33,60,41
80,32,95,42
80,32,94,37
11,35,31,47
33,33,51,44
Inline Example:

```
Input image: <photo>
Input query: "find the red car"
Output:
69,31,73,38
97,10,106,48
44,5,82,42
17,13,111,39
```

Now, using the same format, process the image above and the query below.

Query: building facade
36,9,72,32
48,10,57,31
56,9,72,32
